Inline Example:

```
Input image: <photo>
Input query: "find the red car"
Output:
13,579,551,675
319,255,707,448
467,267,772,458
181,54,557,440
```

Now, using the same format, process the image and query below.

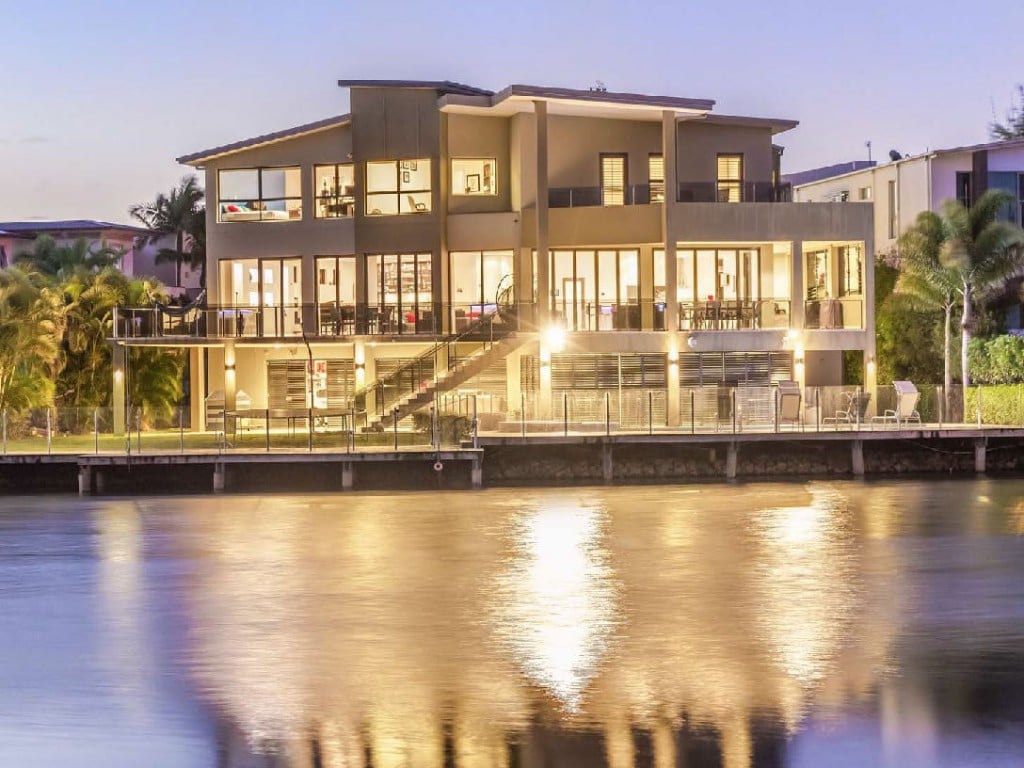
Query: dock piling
851,439,865,476
975,438,987,475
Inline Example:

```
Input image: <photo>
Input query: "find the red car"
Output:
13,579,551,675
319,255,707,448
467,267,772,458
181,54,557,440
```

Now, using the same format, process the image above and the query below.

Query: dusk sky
2,0,1023,224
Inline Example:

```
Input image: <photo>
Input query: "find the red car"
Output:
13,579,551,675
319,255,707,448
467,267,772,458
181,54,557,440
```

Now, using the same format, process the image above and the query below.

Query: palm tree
898,212,962,416
941,190,1024,392
0,266,64,412
130,176,205,287
14,235,122,282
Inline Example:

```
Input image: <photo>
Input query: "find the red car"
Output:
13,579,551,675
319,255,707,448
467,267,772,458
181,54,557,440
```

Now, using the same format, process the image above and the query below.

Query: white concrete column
112,342,126,435
667,335,680,426
223,340,237,412
189,346,207,432
852,439,865,476
534,100,550,326
726,442,738,479
662,110,678,333
975,438,987,474
791,240,805,330
341,461,354,490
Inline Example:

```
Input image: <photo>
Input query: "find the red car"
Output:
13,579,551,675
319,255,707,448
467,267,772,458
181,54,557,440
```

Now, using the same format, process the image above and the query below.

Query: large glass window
839,246,862,296
366,253,434,334
716,154,743,202
677,248,761,329
601,154,627,206
316,256,356,335
366,160,431,215
450,250,513,330
218,167,302,222
451,159,497,196
550,248,639,330
217,257,302,336
314,164,355,218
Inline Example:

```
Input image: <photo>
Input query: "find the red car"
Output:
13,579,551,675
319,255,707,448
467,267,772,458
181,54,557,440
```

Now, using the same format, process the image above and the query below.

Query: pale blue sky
2,0,1022,224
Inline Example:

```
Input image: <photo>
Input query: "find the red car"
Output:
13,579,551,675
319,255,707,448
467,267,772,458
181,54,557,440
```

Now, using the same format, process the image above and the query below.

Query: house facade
790,138,1024,255
113,80,875,432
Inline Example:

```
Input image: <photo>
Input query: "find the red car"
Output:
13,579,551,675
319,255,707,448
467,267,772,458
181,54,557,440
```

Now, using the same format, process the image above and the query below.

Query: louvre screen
267,360,355,409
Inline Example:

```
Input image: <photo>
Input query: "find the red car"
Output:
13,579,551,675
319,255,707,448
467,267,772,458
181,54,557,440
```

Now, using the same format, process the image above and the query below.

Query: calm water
2,481,1024,767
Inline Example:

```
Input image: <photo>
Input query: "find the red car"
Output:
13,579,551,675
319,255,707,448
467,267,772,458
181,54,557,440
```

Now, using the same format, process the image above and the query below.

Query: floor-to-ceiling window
316,256,356,335
366,253,434,334
218,257,302,336
676,248,760,329
449,250,513,331
550,249,640,330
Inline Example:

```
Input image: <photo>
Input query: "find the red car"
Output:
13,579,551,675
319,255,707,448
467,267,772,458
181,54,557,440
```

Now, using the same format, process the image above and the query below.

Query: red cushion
226,204,241,212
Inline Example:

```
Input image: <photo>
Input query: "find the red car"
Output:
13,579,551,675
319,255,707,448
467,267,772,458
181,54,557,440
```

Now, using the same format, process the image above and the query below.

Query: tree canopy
991,84,1024,140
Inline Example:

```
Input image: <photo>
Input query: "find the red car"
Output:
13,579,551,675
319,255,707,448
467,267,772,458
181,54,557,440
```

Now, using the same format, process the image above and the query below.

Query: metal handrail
355,284,516,419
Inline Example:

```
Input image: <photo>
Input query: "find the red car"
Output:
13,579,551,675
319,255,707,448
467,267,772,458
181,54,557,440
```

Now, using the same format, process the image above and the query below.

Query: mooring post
975,438,987,475
602,442,613,484
471,455,483,489
725,441,738,480
77,464,91,496
341,461,354,491
213,461,226,493
851,439,865,476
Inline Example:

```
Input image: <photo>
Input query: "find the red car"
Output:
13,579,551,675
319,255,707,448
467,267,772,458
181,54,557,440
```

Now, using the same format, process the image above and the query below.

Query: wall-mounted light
113,368,123,384
687,335,698,349
866,355,876,376
355,361,365,371
225,363,236,372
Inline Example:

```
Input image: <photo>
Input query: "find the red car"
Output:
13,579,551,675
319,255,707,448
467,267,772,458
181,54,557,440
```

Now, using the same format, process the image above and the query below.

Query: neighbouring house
789,138,1024,254
110,79,875,432
0,219,202,294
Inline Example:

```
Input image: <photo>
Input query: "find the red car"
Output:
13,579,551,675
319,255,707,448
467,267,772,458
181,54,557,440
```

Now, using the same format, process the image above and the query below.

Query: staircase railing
355,286,517,422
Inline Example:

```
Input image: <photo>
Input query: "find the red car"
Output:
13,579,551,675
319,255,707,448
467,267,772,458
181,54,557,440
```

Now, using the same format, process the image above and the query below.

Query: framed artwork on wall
402,170,411,183
466,174,481,193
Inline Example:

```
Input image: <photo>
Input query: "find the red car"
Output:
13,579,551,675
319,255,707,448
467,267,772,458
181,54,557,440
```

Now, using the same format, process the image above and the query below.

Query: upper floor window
314,164,355,218
452,159,496,196
649,154,665,203
366,159,431,215
601,154,627,206
716,155,743,202
858,186,871,201
218,167,301,223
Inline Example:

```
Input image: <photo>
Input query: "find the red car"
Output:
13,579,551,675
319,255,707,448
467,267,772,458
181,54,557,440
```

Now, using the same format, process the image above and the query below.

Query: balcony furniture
777,380,803,430
824,390,872,427
407,195,428,213
872,381,921,425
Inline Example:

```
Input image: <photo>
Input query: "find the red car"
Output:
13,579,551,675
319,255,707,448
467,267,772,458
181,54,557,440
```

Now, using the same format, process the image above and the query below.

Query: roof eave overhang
176,114,351,167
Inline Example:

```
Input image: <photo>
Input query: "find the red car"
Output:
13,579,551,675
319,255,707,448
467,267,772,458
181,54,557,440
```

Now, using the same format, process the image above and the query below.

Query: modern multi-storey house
112,79,874,432
790,137,1024,255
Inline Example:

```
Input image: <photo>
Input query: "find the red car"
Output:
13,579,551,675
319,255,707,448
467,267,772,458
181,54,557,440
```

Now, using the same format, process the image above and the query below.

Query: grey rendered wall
676,122,774,184
546,115,662,189
446,114,512,214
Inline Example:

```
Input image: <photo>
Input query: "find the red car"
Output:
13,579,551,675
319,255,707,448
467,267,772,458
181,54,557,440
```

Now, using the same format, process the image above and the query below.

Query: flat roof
336,79,493,96
177,113,351,166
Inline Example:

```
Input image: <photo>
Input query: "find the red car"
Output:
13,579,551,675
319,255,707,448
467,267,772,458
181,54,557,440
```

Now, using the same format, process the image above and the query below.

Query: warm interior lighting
543,325,567,354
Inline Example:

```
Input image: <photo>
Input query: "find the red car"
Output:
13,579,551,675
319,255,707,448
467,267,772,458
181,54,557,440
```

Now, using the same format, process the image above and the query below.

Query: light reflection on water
1,480,1024,767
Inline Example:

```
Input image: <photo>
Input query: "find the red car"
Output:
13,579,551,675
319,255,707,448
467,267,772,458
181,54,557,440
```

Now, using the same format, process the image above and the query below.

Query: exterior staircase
371,334,525,429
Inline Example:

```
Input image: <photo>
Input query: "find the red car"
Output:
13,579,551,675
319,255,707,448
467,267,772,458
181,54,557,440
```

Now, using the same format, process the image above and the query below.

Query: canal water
1,480,1024,767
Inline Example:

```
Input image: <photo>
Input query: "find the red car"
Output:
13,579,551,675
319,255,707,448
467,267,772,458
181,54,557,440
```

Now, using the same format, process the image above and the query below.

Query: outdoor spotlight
543,324,567,353
113,368,123,383
787,328,799,340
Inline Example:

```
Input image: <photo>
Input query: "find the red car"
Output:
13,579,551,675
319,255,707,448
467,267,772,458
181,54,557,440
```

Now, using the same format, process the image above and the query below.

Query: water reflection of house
179,485,897,768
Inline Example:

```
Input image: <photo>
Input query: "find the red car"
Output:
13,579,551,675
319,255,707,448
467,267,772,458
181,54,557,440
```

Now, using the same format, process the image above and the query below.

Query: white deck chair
872,380,921,425
776,380,803,430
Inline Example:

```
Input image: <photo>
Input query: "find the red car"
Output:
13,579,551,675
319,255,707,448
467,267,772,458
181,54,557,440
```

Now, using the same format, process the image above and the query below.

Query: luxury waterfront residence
111,79,875,433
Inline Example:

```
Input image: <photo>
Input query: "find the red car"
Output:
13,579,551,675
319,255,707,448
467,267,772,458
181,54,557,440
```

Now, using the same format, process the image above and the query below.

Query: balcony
677,181,785,203
549,184,656,209
678,299,792,331
804,298,864,330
